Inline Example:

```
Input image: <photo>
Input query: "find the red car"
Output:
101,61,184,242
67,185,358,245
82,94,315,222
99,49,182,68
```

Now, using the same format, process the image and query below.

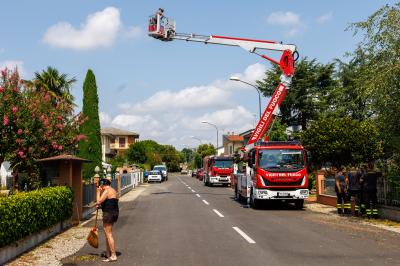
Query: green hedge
0,186,73,247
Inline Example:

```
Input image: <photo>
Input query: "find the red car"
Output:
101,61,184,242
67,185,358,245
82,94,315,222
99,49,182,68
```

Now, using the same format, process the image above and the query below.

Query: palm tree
24,66,77,105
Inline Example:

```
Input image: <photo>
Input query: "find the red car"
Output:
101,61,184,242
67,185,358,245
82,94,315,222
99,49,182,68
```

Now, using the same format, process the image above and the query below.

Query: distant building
222,133,244,156
101,127,139,162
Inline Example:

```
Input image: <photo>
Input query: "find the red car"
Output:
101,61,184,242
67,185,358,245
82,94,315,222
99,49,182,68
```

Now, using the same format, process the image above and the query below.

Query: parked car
147,170,162,183
192,169,198,177
196,169,204,181
181,169,188,175
153,165,168,181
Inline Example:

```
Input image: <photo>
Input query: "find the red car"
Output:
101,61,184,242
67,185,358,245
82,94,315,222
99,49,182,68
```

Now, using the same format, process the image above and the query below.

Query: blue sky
0,1,396,149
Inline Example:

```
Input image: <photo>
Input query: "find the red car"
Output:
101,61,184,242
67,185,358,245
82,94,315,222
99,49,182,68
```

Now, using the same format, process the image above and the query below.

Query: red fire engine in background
203,156,234,187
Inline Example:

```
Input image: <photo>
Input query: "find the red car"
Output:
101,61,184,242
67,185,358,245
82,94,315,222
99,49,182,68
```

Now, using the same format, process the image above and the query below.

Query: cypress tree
78,69,102,179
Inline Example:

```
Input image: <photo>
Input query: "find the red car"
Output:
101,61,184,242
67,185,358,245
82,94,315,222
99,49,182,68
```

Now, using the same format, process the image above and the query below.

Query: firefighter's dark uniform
362,171,378,218
348,171,361,216
335,173,348,215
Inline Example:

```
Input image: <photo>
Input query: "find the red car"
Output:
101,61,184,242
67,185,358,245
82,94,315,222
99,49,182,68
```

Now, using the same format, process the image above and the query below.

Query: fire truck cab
234,141,309,209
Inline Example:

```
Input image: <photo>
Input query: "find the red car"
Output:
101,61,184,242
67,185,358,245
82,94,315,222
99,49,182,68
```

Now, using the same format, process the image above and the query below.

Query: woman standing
96,178,119,262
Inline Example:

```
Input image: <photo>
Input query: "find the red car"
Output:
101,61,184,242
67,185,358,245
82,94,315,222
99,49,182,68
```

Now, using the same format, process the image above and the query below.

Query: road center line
232,227,256,244
202,200,209,205
191,189,196,193
213,209,224,218
188,186,191,189
196,193,201,197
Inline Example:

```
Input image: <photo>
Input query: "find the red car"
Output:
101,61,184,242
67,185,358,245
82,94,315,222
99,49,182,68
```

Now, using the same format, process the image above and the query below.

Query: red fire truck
234,141,309,209
203,156,234,187
148,9,309,208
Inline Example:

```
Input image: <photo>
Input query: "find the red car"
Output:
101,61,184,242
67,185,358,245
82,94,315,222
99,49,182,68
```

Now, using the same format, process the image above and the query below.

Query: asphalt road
63,174,400,266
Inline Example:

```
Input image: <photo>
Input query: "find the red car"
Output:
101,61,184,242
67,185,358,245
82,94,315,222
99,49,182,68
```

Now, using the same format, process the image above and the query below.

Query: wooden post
117,174,121,195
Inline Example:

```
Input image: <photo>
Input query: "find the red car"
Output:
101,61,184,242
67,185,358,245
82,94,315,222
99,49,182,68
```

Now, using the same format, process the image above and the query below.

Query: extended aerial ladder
148,9,299,146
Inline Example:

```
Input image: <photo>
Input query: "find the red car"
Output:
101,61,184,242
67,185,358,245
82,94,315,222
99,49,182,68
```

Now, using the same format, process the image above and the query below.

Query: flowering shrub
0,68,85,187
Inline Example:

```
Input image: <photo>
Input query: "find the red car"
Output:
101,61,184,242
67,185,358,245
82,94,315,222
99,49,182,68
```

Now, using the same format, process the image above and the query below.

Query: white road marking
188,187,191,189
232,227,256,244
202,200,210,205
196,194,201,198
213,209,224,218
191,189,196,193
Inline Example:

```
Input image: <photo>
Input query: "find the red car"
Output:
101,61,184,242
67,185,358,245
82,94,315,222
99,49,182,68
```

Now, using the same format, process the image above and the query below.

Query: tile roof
226,135,244,142
36,154,92,162
101,127,139,136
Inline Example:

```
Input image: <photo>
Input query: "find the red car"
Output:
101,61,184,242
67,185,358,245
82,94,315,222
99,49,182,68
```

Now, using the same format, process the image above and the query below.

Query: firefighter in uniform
335,167,349,215
361,164,379,218
347,169,362,216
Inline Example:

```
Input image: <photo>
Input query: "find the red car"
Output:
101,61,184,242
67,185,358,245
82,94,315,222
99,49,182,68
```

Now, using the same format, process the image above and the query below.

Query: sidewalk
305,201,400,234
6,184,148,266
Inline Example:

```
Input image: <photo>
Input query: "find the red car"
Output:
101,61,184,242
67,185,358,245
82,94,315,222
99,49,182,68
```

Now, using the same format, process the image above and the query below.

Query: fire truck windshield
213,160,233,168
258,149,305,171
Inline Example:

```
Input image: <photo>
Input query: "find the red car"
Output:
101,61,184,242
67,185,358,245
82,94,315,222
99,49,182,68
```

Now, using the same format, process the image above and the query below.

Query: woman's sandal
102,257,117,262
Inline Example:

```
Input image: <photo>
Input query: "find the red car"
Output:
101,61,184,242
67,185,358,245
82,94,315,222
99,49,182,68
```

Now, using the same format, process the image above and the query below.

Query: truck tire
250,189,260,209
295,199,304,209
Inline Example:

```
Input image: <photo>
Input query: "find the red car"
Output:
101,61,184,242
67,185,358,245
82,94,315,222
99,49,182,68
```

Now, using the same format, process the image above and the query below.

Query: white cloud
267,11,306,37
317,12,333,24
101,64,265,148
43,7,122,50
0,60,26,77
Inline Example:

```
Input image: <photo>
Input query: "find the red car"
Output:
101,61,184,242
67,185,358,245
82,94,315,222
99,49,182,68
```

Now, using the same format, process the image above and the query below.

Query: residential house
222,133,244,156
101,127,140,162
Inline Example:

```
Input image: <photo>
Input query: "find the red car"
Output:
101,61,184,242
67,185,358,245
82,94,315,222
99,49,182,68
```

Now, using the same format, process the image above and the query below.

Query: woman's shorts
103,211,119,224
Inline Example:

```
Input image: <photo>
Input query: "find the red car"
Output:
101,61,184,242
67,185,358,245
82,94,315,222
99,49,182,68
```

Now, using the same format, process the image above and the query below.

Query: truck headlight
300,189,309,195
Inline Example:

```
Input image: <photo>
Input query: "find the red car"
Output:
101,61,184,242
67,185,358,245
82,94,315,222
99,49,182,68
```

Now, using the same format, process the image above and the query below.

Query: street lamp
230,76,262,119
190,136,203,145
201,121,219,153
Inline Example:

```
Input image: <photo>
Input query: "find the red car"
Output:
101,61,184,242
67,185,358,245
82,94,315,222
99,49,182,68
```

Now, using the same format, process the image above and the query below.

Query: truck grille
263,178,303,187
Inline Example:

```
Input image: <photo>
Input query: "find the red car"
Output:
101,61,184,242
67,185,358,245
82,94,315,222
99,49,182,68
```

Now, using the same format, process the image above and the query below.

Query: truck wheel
295,199,304,209
234,185,239,201
250,189,260,209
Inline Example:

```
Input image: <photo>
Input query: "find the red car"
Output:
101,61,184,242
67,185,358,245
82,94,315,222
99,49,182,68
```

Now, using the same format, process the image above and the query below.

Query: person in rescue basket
335,167,349,215
96,178,119,262
361,163,379,219
347,168,362,216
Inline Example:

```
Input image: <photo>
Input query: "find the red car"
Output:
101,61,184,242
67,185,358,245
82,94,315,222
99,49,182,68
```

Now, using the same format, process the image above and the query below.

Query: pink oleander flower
12,106,18,113
44,94,50,102
57,115,62,120
17,151,25,158
12,87,18,93
17,129,23,135
58,145,63,151
56,123,62,130
0,87,4,93
3,115,9,126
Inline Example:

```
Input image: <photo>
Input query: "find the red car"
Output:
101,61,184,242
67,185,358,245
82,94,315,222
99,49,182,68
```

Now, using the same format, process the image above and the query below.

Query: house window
230,145,233,155
110,137,115,144
119,137,126,148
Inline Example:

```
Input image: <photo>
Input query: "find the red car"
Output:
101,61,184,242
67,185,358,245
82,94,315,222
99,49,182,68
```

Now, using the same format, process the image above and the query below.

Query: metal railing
82,182,96,207
377,177,400,207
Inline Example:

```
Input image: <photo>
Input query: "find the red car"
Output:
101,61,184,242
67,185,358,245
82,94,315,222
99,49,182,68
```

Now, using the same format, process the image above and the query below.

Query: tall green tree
78,70,102,179
349,3,400,156
24,66,76,105
257,58,337,130
301,116,383,168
